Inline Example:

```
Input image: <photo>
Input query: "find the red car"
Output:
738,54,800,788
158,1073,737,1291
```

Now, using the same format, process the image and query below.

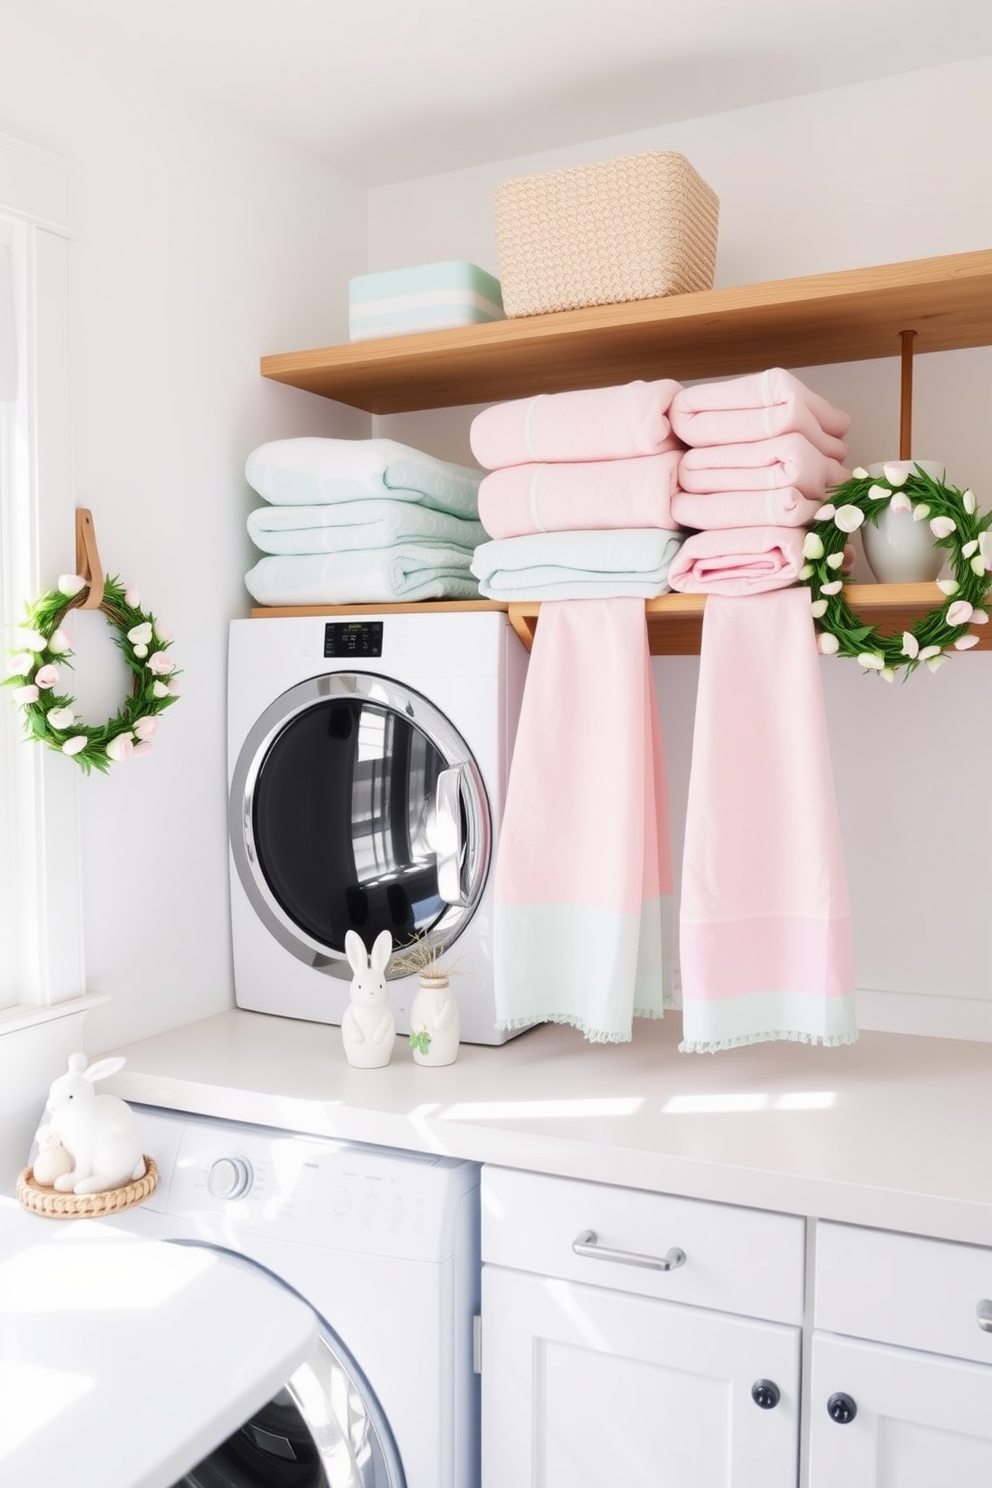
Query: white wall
369,55,992,1035
0,8,369,1179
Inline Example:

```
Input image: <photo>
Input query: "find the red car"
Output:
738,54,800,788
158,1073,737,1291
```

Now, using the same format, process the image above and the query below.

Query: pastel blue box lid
348,260,504,342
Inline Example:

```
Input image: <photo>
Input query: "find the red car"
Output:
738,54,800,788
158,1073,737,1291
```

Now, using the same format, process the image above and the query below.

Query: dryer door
173,1251,405,1488
230,671,491,978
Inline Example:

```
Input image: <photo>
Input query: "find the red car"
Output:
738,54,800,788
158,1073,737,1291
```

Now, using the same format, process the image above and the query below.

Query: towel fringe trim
497,1006,672,1045
679,1028,860,1055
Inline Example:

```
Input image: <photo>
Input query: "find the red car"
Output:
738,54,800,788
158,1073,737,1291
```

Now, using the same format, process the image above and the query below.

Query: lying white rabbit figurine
341,929,396,1068
45,1053,147,1195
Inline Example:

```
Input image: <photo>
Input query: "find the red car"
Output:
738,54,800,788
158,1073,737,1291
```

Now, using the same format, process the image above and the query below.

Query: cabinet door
481,1265,800,1488
810,1333,992,1488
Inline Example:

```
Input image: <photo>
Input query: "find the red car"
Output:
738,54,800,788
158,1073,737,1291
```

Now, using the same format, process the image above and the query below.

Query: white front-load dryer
109,1105,481,1488
228,610,528,1043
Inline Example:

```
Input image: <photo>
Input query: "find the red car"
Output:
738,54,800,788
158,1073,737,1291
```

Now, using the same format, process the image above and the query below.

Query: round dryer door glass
230,672,490,977
173,1325,404,1488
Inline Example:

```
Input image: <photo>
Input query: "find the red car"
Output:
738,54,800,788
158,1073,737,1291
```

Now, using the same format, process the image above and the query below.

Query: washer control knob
207,1156,253,1200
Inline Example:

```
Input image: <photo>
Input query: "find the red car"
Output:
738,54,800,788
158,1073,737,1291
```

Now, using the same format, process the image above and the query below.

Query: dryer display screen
323,621,383,658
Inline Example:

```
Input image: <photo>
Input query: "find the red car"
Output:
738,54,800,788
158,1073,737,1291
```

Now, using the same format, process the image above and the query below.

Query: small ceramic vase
860,460,949,584
409,975,460,1067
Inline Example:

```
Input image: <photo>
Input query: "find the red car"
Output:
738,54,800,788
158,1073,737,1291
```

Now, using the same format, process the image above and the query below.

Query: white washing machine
112,1104,481,1488
227,611,528,1043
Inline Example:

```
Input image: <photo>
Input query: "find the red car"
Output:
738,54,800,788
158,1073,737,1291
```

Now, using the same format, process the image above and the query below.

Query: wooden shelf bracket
899,328,917,460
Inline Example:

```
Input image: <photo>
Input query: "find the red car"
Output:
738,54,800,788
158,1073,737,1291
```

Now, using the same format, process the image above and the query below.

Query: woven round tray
16,1156,159,1219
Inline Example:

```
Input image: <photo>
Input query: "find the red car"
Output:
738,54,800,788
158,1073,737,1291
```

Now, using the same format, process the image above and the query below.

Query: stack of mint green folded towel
244,437,486,606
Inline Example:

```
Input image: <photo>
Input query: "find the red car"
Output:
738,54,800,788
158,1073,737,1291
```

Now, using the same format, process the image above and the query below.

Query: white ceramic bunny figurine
44,1053,147,1194
341,929,396,1069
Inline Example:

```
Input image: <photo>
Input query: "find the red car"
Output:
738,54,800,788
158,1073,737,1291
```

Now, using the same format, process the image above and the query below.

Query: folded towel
245,437,483,518
470,380,683,469
245,544,480,606
670,369,850,460
247,500,485,556
471,529,683,600
678,433,850,499
478,451,682,539
671,487,822,531
495,597,674,1042
679,589,855,1052
667,525,807,596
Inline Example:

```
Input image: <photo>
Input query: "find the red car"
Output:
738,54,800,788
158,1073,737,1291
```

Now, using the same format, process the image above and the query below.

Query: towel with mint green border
245,544,480,606
471,528,683,600
247,499,485,556
245,437,483,519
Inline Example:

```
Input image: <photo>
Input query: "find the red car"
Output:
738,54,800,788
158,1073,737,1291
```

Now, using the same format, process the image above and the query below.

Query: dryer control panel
134,1105,479,1265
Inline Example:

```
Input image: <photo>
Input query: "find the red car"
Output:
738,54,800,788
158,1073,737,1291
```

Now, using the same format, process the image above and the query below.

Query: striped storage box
348,260,505,342
494,150,719,318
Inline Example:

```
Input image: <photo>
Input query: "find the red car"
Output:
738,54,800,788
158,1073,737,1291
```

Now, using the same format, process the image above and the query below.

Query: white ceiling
19,0,992,185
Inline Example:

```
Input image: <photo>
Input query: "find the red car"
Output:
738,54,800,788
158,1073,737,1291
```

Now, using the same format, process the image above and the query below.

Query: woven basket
17,1156,159,1220
494,150,719,318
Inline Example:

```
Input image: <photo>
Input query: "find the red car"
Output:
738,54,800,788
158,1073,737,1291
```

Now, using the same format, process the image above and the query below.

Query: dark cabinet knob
827,1391,858,1424
751,1379,781,1410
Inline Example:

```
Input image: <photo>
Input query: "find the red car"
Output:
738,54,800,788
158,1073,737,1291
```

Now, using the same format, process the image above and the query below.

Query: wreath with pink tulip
799,463,992,680
3,574,179,773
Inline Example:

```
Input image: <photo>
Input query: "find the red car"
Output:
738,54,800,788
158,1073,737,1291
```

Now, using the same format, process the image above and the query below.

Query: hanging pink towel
667,525,807,595
671,487,822,531
494,598,674,1042
678,433,850,498
670,369,850,460
679,588,855,1053
470,380,683,469
478,450,682,539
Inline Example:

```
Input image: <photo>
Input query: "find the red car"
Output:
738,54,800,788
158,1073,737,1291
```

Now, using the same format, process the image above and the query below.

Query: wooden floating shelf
252,587,990,657
260,249,992,414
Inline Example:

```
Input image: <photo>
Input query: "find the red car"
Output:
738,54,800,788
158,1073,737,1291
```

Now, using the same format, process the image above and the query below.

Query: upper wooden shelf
252,586,992,657
260,249,992,414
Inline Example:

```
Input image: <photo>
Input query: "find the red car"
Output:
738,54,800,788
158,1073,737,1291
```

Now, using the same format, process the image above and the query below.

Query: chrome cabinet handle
434,766,467,906
977,1301,992,1333
572,1228,686,1272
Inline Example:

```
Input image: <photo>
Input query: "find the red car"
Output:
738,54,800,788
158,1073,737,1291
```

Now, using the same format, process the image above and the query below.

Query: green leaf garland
3,574,179,773
799,464,992,680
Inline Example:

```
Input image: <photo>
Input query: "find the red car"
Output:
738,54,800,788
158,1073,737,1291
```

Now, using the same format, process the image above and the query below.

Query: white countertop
105,1010,992,1248
0,1196,317,1488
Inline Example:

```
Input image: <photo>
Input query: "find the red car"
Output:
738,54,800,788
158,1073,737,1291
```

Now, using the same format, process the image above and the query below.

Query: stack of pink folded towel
469,380,686,598
666,368,851,595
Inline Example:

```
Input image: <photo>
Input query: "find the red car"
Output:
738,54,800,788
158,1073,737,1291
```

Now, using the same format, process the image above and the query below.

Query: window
0,131,89,1028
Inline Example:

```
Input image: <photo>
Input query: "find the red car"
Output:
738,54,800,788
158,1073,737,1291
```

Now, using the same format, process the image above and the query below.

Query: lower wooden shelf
250,585,990,657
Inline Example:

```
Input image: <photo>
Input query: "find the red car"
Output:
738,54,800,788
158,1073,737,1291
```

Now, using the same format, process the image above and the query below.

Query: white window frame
0,132,100,1032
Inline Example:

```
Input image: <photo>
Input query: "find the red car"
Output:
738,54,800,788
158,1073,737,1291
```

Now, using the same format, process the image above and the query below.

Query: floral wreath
4,574,179,772
799,463,992,680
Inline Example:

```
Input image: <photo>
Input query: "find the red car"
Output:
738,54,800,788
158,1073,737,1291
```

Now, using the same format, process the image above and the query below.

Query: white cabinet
477,1174,992,1487
480,1166,805,1488
809,1221,992,1487
809,1333,992,1486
